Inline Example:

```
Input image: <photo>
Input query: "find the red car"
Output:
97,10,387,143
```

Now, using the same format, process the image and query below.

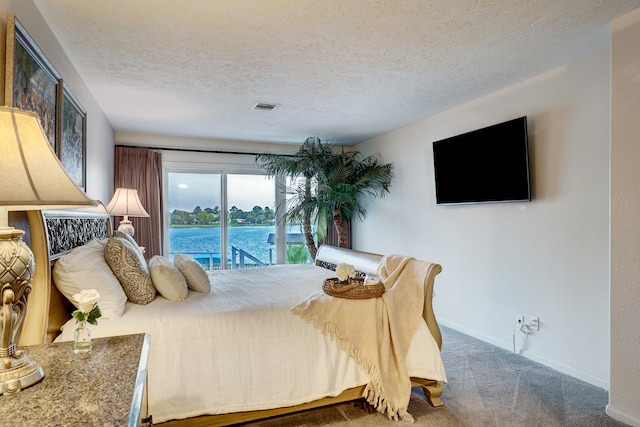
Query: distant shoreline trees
170,205,275,227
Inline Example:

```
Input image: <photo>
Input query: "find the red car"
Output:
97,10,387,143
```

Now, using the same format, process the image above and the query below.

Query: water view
167,172,311,267
170,226,276,267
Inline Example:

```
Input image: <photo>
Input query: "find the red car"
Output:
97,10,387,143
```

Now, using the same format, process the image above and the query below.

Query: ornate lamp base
117,220,135,237
0,345,44,394
0,226,45,394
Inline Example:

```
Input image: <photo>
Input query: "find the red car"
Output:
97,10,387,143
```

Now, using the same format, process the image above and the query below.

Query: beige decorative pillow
173,254,210,294
112,230,143,256
148,255,188,302
105,237,156,304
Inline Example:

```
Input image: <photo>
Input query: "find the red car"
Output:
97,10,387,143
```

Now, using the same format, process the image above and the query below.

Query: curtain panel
113,146,163,258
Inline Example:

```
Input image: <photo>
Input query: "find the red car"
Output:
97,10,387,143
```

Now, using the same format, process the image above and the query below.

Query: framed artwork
4,13,61,151
59,84,87,189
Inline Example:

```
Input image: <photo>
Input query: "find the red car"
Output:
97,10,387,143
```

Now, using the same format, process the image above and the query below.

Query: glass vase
73,322,92,354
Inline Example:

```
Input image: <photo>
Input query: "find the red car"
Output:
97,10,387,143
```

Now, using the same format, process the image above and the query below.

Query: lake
170,226,276,265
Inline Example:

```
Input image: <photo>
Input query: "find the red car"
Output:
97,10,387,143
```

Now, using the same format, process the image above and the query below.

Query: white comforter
55,264,446,423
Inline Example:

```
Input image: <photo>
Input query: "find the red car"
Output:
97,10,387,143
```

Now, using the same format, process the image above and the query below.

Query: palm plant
256,136,394,255
316,150,393,248
256,137,337,260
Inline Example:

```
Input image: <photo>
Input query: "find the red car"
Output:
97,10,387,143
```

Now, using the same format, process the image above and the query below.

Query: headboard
19,206,111,346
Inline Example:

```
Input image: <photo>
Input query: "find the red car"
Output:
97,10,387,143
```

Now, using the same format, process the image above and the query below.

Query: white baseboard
438,318,609,390
606,404,640,427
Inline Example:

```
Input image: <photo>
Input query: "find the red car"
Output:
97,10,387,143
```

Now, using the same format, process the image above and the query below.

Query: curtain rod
115,144,293,157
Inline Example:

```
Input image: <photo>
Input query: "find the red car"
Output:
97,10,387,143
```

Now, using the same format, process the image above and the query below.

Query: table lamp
105,188,149,237
0,107,96,394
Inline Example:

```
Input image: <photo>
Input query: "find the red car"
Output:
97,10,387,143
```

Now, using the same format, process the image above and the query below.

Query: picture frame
59,83,87,189
4,13,61,151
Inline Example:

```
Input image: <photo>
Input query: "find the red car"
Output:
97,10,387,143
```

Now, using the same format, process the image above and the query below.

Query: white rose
336,263,356,282
346,265,356,279
73,289,100,314
336,264,349,281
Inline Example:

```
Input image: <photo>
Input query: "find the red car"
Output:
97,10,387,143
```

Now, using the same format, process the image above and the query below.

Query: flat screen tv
432,116,531,205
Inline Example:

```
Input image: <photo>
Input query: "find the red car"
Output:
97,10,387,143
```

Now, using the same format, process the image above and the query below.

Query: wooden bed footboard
315,244,443,350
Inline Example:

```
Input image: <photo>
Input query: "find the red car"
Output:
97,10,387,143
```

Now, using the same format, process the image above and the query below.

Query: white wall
609,8,640,427
0,0,114,203
354,49,612,388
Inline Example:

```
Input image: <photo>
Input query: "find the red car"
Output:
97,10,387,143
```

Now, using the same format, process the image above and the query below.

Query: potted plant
256,137,393,256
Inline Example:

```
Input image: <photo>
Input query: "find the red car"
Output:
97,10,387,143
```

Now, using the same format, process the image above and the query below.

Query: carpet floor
243,326,626,427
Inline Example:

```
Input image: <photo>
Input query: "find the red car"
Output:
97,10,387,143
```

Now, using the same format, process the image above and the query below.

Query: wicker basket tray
322,277,385,299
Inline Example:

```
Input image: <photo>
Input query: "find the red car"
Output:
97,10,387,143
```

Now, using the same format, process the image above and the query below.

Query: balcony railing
170,245,266,270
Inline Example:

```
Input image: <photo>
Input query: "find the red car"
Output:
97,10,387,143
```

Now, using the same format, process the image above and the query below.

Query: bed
18,207,446,426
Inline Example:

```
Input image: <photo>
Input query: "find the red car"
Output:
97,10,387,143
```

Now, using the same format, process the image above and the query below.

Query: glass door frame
162,161,287,268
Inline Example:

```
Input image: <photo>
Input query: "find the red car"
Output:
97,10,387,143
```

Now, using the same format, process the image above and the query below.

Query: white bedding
55,264,446,424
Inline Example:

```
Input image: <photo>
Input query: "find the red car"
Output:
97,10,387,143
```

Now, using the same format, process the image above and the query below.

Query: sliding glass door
167,172,224,268
166,171,278,269
226,174,276,267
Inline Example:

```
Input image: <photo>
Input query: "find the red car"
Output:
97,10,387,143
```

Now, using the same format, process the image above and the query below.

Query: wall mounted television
432,116,531,205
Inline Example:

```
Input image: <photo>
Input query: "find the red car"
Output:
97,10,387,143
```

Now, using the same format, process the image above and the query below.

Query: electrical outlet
530,316,540,331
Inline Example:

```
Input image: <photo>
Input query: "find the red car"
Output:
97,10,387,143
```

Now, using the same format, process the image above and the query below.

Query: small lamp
0,107,96,394
105,188,149,237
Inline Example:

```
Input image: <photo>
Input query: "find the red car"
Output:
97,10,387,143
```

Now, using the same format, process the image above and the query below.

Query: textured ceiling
33,0,640,146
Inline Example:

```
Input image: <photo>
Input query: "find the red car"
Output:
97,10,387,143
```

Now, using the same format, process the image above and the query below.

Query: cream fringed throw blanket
292,255,429,422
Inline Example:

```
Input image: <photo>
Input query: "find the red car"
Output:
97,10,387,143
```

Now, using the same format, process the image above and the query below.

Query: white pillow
104,237,156,305
52,238,127,319
148,255,188,302
173,254,210,294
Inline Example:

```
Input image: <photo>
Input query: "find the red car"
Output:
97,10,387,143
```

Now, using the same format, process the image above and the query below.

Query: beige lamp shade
0,107,96,217
105,188,149,217
105,188,149,237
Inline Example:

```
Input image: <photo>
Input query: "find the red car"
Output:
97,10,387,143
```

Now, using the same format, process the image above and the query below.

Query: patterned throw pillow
173,254,210,294
104,237,156,304
148,255,188,302
112,230,143,256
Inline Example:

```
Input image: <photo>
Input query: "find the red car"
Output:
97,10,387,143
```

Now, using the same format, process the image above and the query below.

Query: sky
168,173,275,212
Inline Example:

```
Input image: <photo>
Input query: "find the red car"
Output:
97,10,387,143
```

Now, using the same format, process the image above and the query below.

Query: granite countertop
0,333,151,427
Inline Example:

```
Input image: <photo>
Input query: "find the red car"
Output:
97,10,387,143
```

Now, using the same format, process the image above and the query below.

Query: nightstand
0,333,151,426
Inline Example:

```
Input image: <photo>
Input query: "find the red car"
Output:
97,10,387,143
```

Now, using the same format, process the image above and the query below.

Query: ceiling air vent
253,102,280,112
